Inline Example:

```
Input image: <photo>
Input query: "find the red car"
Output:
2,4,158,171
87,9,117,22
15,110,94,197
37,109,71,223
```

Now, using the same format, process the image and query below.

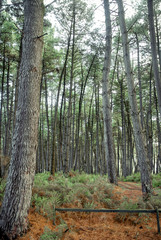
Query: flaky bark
0,0,44,238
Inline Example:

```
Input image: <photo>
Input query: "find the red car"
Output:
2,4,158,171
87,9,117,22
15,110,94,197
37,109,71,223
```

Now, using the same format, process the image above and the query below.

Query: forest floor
18,181,161,240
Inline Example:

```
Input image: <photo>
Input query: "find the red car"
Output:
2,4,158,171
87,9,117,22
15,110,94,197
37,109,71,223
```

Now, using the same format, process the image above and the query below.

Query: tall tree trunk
147,0,161,120
155,11,161,74
88,90,94,174
0,41,6,154
13,33,23,129
102,0,117,184
51,22,72,175
40,101,45,172
116,0,152,197
95,80,100,174
73,54,96,170
65,2,76,173
110,34,120,109
0,1,44,238
135,32,144,128
146,67,153,172
69,83,76,170
118,68,127,177
154,85,161,173
4,59,11,157
44,77,50,171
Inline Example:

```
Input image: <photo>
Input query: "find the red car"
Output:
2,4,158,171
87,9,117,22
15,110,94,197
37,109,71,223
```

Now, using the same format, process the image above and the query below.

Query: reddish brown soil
18,182,161,240
116,181,142,200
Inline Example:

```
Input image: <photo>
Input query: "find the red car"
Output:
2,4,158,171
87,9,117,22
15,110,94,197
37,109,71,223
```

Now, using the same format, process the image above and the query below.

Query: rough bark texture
116,0,152,196
0,0,44,238
102,0,117,184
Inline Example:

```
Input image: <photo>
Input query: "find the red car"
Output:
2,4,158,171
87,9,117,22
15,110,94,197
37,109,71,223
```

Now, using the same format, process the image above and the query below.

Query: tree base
0,228,10,240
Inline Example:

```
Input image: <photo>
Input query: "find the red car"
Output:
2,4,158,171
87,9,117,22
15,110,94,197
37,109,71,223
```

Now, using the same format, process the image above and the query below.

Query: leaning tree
0,0,44,238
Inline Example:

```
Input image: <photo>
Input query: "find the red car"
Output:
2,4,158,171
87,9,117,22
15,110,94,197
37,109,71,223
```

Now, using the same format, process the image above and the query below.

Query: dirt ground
18,182,161,240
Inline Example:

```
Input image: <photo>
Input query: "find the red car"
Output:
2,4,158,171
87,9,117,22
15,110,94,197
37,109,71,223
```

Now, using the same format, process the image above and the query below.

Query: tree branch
45,0,56,8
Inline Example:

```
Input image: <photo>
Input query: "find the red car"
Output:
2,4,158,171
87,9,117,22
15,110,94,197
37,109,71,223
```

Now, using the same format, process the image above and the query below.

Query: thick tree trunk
102,0,117,184
116,0,152,197
0,0,44,238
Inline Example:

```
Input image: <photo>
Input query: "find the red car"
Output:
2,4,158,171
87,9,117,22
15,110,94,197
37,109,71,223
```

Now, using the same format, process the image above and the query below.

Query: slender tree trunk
95,79,100,174
62,80,67,172
70,83,76,169
147,0,161,120
4,76,14,158
65,2,76,173
146,67,153,172
117,120,120,177
44,77,50,171
0,1,44,238
127,106,133,175
13,34,23,129
51,22,72,175
116,0,152,197
110,34,120,109
88,90,94,174
4,59,11,157
41,101,45,172
102,0,117,184
154,86,161,173
73,54,96,170
118,70,127,177
135,32,144,128
0,41,6,154
155,12,161,74
83,101,87,172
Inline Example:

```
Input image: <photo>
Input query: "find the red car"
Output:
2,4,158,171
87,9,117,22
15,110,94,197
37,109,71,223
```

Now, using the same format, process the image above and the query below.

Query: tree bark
44,77,50,171
102,0,117,184
135,32,144,128
116,0,152,197
154,85,161,173
147,0,161,120
0,0,44,238
0,41,6,155
65,2,76,173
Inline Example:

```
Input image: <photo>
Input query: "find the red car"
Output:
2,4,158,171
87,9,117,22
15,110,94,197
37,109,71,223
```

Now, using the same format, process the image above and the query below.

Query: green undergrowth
31,171,161,223
31,171,116,218
33,171,161,239
115,197,150,225
119,172,161,209
40,221,68,240
0,171,161,239
120,172,141,182
120,172,161,188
